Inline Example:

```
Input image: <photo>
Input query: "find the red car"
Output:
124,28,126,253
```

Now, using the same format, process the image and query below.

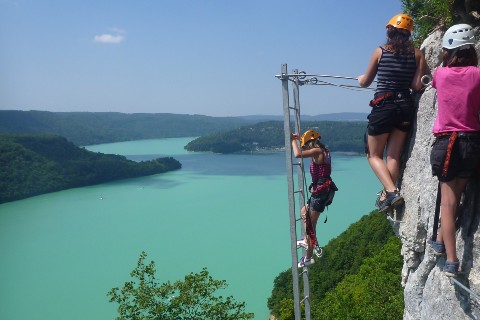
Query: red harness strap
369,92,392,107
305,200,318,248
434,131,458,177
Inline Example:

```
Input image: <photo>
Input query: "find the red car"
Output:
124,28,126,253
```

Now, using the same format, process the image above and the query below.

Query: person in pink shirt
429,24,480,277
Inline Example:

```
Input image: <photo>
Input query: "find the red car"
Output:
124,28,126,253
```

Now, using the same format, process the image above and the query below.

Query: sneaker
298,256,315,268
378,190,404,213
428,240,446,256
296,239,308,249
444,260,460,278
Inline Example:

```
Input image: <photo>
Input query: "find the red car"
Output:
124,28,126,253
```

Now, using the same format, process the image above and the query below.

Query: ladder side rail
292,74,311,320
281,64,302,320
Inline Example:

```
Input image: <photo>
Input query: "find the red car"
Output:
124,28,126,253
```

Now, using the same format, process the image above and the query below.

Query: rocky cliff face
399,28,480,319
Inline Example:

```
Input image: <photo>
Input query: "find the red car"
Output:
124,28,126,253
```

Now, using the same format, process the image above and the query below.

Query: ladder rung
300,296,309,304
299,269,308,277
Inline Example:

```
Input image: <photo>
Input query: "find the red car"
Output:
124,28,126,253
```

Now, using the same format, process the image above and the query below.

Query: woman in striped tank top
358,13,425,213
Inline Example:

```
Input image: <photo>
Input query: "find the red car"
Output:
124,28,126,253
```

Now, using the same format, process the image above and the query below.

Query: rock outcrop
399,28,480,319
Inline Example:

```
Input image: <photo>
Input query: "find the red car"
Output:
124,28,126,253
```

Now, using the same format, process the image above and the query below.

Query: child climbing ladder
291,130,337,267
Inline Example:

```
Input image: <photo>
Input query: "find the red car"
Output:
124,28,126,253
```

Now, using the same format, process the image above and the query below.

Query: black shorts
308,192,329,213
430,134,480,182
367,98,415,136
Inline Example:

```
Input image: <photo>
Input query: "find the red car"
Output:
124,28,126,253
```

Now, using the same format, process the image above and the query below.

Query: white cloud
93,33,125,44
93,28,126,44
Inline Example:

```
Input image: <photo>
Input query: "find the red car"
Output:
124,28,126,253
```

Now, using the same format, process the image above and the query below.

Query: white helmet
442,24,476,49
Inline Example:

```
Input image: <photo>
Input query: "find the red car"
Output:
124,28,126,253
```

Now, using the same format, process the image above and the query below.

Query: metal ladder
279,63,312,320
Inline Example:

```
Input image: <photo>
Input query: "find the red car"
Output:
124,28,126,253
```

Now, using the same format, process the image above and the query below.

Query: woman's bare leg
437,178,469,262
367,133,396,192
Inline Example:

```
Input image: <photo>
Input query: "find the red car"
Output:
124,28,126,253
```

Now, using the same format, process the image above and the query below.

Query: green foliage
401,0,455,45
185,120,367,154
267,211,403,319
315,237,404,320
0,134,181,203
401,0,480,46
108,252,254,320
0,110,255,146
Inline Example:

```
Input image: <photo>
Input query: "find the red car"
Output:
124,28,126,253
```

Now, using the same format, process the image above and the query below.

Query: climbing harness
431,132,458,242
369,92,392,106
302,155,336,258
437,132,459,177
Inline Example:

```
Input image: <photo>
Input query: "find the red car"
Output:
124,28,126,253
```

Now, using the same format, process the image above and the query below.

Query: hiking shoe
296,239,308,249
298,256,315,268
378,190,404,213
444,261,460,278
428,240,446,256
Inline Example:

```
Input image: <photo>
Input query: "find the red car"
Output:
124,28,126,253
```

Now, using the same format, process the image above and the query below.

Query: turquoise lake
0,137,381,320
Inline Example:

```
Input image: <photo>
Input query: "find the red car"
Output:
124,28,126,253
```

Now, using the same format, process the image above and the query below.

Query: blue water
0,137,381,320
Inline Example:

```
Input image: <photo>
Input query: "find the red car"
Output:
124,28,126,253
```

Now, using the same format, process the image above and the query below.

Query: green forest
267,211,403,319
185,120,368,154
0,110,255,146
0,134,181,204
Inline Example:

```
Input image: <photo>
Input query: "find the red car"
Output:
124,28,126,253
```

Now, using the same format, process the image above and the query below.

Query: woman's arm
358,47,382,88
290,134,321,159
410,48,426,92
291,134,303,158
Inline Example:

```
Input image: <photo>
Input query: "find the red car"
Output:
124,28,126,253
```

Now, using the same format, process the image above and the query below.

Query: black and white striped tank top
376,47,416,95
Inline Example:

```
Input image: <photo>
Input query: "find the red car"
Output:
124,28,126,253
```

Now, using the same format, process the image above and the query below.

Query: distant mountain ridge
238,112,368,121
0,110,255,146
0,110,368,146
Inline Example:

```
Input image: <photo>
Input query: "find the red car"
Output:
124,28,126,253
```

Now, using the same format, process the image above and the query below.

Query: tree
401,0,480,47
108,252,254,320
314,237,404,320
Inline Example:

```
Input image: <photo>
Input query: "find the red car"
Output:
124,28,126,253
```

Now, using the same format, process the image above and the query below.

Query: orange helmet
300,130,320,148
386,14,413,32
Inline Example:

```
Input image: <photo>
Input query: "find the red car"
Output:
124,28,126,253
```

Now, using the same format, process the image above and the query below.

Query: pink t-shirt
432,66,480,133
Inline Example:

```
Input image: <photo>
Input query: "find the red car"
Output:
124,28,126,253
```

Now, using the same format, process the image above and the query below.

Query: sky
0,0,404,117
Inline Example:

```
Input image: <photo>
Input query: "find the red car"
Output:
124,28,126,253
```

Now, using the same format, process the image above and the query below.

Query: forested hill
267,211,404,319
0,110,255,146
185,120,368,154
0,134,181,204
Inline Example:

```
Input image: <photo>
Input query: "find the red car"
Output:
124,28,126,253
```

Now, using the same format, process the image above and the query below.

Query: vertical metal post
281,64,302,320
292,71,311,320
